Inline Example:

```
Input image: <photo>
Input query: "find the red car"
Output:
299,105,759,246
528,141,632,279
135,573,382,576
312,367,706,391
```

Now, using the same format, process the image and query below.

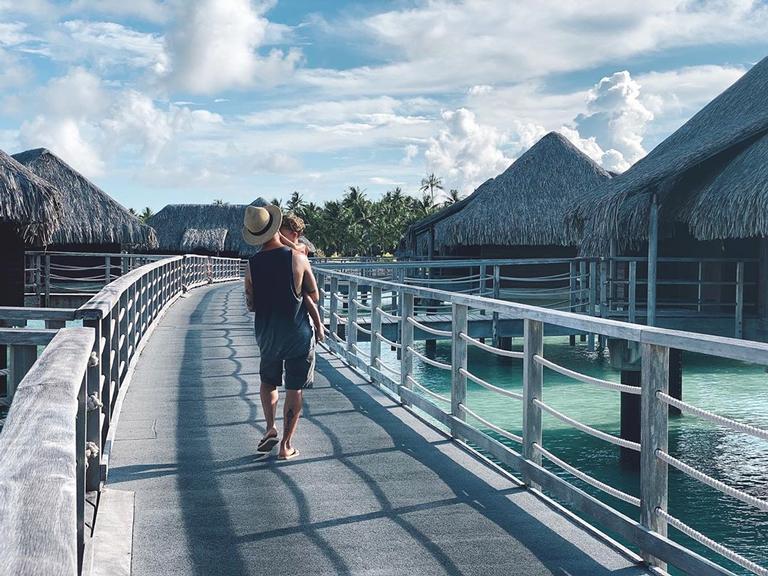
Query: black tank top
249,247,313,359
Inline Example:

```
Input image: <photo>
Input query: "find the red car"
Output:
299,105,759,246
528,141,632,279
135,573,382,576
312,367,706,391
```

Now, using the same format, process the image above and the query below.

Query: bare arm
244,263,254,312
298,254,319,303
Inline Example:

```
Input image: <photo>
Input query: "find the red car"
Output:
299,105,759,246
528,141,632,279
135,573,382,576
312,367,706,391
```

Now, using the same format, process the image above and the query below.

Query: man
243,204,319,460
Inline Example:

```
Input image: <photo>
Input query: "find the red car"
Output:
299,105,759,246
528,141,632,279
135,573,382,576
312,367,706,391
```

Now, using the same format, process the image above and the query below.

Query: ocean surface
371,336,768,575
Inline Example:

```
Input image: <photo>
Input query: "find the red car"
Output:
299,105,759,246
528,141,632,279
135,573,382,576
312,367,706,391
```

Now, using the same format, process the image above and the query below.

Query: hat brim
242,204,283,246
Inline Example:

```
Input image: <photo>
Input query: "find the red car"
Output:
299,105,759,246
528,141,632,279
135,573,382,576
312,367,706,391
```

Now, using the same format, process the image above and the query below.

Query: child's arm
303,293,324,343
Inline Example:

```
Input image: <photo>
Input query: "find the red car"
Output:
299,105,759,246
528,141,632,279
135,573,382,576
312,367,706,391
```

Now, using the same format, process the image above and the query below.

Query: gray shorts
259,345,315,391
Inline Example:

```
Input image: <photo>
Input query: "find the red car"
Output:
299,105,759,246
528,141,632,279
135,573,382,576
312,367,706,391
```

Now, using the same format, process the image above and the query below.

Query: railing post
492,265,501,347
76,372,87,573
479,263,487,297
370,286,382,370
44,254,51,307
588,260,596,351
317,272,325,325
599,259,608,350
736,261,744,338
569,261,577,346
697,261,703,313
329,276,339,343
34,254,42,303
104,255,111,286
629,260,637,324
347,279,358,354
640,342,669,569
85,318,103,491
400,291,414,403
8,345,37,402
523,319,543,489
451,303,468,439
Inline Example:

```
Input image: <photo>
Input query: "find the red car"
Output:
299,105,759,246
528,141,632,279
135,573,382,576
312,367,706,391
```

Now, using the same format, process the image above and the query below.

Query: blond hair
281,212,306,234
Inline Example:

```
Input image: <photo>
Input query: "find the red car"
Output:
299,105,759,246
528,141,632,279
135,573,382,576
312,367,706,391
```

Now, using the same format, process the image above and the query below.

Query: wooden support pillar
759,237,768,320
668,348,682,417
400,291,414,403
569,261,577,346
579,260,587,341
628,261,637,324
451,303,468,439
619,369,641,468
647,193,659,327
425,339,437,356
370,287,382,370
588,260,596,351
735,261,744,339
493,265,501,347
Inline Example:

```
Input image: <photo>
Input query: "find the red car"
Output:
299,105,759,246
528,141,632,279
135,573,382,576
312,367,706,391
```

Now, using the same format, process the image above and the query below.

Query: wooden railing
316,267,768,576
317,256,759,339
0,254,243,575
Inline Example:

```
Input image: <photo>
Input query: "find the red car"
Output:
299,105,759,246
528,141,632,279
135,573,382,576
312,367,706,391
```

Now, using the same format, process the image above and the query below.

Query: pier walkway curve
107,282,649,576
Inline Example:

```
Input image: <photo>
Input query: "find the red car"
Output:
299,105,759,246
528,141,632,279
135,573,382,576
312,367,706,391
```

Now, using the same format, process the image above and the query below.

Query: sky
0,0,767,212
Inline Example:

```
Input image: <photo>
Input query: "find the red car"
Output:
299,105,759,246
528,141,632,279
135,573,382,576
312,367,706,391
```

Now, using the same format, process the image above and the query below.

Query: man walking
242,204,319,460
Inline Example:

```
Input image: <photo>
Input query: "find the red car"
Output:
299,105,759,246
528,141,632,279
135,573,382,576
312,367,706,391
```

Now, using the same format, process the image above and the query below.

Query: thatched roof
571,55,768,255
13,148,157,249
181,227,228,252
0,149,62,245
433,132,611,250
148,199,270,256
399,186,482,256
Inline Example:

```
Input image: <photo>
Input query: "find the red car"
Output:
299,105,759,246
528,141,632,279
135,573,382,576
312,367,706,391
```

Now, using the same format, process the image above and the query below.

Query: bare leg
259,382,279,440
279,390,303,457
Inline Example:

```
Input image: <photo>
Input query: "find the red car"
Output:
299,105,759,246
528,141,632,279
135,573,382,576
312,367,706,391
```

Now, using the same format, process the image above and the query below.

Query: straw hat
242,204,282,245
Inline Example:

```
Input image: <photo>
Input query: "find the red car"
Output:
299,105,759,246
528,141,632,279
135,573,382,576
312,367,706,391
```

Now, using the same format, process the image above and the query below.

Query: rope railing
461,403,522,443
656,392,768,441
459,368,523,400
534,399,641,452
534,355,641,395
407,375,451,404
407,345,451,371
655,450,768,513
657,509,768,576
459,332,524,359
534,444,641,507
406,316,452,337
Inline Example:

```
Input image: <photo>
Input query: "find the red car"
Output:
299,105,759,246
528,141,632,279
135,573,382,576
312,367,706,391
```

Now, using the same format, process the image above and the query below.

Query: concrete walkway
108,282,649,576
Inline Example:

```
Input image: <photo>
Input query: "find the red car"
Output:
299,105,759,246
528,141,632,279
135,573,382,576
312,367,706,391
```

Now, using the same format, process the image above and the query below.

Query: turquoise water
371,337,768,575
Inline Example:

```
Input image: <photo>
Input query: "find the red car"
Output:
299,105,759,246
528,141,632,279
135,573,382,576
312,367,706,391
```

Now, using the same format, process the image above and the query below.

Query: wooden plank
640,343,669,569
522,319,543,488
0,307,76,322
0,328,59,346
0,327,93,576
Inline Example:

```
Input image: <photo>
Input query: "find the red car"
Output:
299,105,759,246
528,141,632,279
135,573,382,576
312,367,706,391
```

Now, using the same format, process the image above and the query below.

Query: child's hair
281,213,306,235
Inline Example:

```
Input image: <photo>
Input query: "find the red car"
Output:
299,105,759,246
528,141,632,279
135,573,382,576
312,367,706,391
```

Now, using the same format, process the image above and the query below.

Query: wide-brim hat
242,204,282,246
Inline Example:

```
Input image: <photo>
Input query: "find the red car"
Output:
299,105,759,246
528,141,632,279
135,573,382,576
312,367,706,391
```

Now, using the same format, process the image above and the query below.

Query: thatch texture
433,132,611,250
400,187,482,257
571,55,768,255
13,148,157,249
148,199,270,256
0,149,62,245
181,228,228,252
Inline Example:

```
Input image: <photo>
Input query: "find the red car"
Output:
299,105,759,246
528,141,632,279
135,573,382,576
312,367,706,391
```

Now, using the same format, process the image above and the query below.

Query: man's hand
315,327,325,343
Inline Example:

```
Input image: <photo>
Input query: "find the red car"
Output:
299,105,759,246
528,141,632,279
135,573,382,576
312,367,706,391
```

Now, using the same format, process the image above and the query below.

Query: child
279,228,324,344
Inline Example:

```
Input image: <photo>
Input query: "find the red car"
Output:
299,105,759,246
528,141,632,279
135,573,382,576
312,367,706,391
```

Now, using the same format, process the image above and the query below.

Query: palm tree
444,189,462,206
213,199,228,206
271,197,283,208
420,173,443,206
139,207,153,224
286,191,306,214
128,207,138,216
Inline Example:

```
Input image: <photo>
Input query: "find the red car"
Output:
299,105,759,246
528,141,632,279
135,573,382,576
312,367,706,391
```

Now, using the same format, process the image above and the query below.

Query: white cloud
21,115,105,175
301,1,768,96
426,108,512,194
58,20,169,75
0,22,37,46
167,0,302,94
402,144,418,164
468,84,493,96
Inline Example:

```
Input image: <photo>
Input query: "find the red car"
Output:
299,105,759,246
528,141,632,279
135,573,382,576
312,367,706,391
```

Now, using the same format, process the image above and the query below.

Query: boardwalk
107,282,648,575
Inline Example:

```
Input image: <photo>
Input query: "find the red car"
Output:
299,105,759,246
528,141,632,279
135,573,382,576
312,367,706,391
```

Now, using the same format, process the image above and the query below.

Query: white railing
317,256,759,341
0,254,243,575
316,267,768,576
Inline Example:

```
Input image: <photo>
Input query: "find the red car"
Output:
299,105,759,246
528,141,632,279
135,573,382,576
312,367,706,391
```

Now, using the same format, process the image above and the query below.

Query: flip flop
257,434,279,453
278,448,300,461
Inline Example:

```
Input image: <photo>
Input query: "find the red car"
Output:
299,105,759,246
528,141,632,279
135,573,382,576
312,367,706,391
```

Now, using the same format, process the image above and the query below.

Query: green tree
139,207,154,224
213,199,229,206
419,173,443,206
286,191,306,214
444,188,462,206
270,197,283,208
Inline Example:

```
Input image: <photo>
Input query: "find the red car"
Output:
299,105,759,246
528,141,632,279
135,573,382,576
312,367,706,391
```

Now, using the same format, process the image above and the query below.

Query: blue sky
0,0,767,212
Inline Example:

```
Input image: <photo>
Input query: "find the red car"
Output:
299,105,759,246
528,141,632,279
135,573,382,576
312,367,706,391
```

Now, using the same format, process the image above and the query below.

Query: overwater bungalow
12,148,157,252
0,149,61,307
569,54,768,338
148,200,270,258
430,131,612,259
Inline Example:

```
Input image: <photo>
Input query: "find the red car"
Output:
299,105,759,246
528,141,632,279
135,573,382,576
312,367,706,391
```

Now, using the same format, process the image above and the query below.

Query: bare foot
257,428,279,452
278,442,300,460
